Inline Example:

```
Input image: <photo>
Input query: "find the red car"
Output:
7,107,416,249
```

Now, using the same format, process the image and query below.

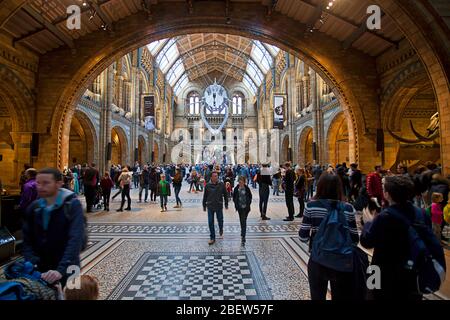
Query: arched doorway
327,112,350,167
111,127,129,166
298,127,313,167
68,111,98,167
281,135,290,164
138,135,147,164
0,97,15,185
153,141,159,164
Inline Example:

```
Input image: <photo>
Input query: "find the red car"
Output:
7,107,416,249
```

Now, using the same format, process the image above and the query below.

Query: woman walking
233,176,252,245
173,168,183,208
299,173,359,300
117,167,132,212
149,167,159,203
100,172,114,211
295,167,306,218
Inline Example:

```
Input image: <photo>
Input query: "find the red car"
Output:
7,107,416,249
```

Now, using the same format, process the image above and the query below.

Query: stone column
310,70,321,165
130,51,140,164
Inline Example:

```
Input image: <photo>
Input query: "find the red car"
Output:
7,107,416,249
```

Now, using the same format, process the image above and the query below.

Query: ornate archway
281,135,290,164
327,112,350,166
153,141,159,164
111,127,129,166
138,135,147,164
298,127,313,167
68,110,99,167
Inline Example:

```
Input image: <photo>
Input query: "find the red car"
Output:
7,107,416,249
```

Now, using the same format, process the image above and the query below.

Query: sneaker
208,239,216,245
161,208,165,212
261,216,271,220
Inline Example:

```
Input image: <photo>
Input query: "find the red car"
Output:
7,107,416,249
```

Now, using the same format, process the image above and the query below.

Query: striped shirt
299,199,359,248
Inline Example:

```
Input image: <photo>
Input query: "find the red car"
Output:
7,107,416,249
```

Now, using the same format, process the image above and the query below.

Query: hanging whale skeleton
387,112,440,144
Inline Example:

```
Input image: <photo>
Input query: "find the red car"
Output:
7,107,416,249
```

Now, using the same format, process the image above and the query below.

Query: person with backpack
22,168,85,287
361,175,446,300
299,173,360,300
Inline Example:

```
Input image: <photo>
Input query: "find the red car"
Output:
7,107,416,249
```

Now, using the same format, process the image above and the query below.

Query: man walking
22,168,85,286
203,171,228,245
138,165,150,203
283,162,296,221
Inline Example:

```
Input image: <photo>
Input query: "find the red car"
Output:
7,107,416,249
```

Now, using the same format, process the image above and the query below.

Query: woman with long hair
116,167,132,212
299,173,359,300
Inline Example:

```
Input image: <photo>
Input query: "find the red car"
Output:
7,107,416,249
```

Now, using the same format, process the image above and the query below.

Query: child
100,172,114,211
226,181,232,199
57,275,99,300
157,173,171,212
431,192,444,241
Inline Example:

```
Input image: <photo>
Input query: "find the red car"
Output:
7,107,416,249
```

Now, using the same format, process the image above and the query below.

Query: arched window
232,93,244,115
187,91,200,115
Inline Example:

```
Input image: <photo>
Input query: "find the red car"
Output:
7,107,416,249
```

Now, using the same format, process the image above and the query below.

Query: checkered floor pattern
108,252,272,300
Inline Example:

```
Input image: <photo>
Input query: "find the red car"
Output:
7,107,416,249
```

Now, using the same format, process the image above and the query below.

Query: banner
273,95,285,129
143,95,155,131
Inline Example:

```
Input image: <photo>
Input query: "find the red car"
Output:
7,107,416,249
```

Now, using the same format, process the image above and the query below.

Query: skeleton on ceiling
387,112,440,144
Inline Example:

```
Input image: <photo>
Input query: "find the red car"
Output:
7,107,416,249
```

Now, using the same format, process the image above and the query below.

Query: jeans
174,185,182,206
103,189,111,210
150,188,157,201
139,184,149,201
120,184,131,210
207,208,224,240
160,194,168,208
84,184,96,212
259,183,270,216
133,175,139,188
307,259,354,301
272,179,279,196
297,196,305,217
238,209,249,238
285,191,295,219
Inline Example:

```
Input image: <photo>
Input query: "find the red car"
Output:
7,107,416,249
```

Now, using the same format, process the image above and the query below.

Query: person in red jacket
100,172,114,211
366,165,384,206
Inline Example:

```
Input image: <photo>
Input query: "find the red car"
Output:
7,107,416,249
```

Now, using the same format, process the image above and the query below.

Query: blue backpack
310,200,354,272
386,206,446,294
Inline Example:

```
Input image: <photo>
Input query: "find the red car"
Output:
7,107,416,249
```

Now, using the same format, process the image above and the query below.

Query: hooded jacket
22,188,84,280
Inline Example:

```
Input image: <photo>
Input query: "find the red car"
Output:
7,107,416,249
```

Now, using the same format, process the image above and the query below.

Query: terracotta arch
68,110,99,167
298,127,314,167
280,135,290,164
111,126,129,166
326,112,350,167
153,140,159,164
138,135,147,164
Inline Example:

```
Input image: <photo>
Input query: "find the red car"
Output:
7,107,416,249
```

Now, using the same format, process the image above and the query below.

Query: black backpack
386,206,446,294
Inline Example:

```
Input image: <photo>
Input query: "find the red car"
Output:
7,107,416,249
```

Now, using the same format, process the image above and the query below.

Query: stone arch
68,109,99,167
298,126,314,167
111,126,129,166
281,134,290,164
326,112,349,167
138,135,147,164
153,140,159,163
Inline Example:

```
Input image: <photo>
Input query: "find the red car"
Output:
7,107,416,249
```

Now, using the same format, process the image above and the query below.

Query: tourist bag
386,206,446,294
310,200,354,272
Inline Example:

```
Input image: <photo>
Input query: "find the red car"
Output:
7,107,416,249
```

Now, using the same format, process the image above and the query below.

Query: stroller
94,186,104,210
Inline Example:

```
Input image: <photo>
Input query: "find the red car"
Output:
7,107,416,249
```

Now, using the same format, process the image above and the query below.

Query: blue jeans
174,185,182,205
139,184,149,201
207,208,224,240
160,194,168,208
272,179,280,196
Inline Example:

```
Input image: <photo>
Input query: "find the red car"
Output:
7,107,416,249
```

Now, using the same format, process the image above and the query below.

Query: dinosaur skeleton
387,112,440,144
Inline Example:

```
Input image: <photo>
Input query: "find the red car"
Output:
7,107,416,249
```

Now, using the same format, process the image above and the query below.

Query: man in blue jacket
22,167,85,286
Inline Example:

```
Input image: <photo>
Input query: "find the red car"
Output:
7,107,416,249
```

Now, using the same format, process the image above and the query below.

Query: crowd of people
2,159,449,300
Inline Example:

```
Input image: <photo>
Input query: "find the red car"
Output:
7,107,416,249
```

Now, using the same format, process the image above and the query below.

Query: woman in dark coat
232,176,252,245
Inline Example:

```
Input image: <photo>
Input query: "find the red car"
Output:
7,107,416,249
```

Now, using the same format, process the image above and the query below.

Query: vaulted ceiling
1,0,404,56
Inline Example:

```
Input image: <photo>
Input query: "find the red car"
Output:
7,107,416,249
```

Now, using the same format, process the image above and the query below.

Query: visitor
138,165,150,203
132,161,141,189
22,168,85,286
19,168,38,213
431,192,444,241
203,171,228,245
360,175,445,300
188,170,199,193
294,167,306,218
71,169,79,195
283,162,296,221
349,163,362,203
149,166,159,203
299,173,359,300
116,167,132,212
312,164,323,192
19,163,32,192
366,165,384,207
172,168,183,208
157,173,171,212
232,176,252,245
83,163,99,213
272,168,281,196
256,164,272,220
100,172,114,212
